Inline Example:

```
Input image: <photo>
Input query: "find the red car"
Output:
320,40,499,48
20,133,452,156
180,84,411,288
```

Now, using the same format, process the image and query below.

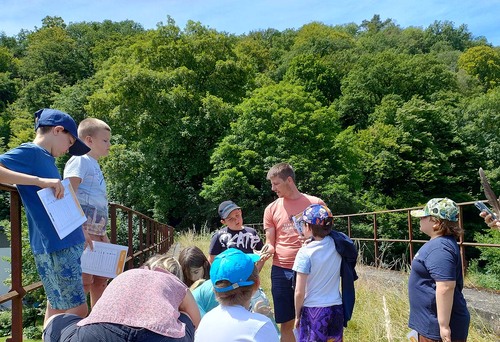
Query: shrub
0,311,11,337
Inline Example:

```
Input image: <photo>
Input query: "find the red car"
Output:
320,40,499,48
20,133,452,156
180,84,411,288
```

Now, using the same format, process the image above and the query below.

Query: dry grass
176,231,498,341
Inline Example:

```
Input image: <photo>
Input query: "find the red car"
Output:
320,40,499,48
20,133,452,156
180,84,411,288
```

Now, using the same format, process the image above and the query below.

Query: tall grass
177,230,498,341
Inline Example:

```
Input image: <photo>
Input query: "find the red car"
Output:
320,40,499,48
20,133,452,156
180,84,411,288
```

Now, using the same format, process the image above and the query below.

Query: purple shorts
298,304,344,342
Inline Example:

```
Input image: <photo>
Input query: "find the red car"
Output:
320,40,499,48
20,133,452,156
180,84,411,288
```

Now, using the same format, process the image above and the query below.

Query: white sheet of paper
81,241,128,278
37,178,87,239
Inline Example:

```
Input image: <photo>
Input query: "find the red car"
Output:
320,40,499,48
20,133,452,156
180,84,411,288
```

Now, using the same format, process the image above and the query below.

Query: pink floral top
78,268,188,338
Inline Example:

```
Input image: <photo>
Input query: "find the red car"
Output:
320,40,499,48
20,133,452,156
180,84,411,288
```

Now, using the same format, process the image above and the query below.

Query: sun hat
410,198,459,222
218,200,241,219
34,108,90,156
210,248,260,293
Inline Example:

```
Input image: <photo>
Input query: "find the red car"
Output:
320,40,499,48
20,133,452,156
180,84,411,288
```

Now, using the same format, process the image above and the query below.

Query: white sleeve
254,320,279,342
64,156,88,180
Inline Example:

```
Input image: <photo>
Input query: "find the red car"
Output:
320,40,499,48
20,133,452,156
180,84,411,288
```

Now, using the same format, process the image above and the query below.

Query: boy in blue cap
0,108,91,323
195,249,279,342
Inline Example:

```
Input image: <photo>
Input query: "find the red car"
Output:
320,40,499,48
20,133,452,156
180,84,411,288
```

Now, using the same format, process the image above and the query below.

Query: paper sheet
81,241,128,278
407,329,418,341
37,178,87,239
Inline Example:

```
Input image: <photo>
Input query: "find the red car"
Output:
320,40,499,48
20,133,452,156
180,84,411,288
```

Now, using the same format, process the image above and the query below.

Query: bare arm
294,272,307,329
179,289,201,329
67,176,81,193
0,164,65,198
67,176,94,250
436,280,456,342
264,227,276,255
208,254,215,264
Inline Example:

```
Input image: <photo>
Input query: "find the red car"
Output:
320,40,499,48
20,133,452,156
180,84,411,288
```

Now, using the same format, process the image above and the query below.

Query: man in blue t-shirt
0,109,90,323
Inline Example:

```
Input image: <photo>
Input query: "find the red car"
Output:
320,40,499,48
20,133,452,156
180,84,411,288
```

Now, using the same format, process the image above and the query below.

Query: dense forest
0,14,499,233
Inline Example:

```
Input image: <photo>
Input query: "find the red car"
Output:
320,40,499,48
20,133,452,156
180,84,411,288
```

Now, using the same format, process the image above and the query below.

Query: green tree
19,25,86,84
458,45,500,91
201,82,345,222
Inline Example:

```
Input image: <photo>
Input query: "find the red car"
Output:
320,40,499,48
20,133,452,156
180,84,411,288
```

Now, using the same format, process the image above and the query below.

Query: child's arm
0,164,65,198
179,289,201,328
436,280,455,342
294,272,307,329
67,176,94,251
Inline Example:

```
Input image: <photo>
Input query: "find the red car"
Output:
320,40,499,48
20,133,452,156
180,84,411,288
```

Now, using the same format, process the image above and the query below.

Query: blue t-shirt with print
0,143,85,254
408,235,470,340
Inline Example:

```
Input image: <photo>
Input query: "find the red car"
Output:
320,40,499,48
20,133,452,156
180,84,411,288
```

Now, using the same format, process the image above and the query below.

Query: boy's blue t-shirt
0,143,85,254
408,235,470,340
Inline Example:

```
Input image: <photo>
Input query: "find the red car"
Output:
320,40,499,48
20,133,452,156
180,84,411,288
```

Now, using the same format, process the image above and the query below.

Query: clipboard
37,178,87,239
81,241,128,278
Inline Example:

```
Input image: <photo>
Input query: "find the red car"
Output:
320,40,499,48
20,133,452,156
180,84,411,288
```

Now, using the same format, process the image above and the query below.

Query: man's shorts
271,265,296,323
34,243,86,310
43,313,196,342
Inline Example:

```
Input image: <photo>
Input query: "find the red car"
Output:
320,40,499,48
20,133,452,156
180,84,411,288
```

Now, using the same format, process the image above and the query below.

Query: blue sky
1,0,499,46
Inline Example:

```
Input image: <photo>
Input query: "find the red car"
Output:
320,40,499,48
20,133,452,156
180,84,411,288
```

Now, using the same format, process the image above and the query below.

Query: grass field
2,230,497,341
177,230,497,341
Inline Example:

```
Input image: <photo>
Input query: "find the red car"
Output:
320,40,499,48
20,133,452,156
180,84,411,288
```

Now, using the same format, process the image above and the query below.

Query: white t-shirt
195,304,279,342
64,154,108,235
292,235,342,307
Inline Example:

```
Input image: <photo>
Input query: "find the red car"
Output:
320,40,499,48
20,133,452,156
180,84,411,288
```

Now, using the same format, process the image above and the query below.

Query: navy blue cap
34,109,90,156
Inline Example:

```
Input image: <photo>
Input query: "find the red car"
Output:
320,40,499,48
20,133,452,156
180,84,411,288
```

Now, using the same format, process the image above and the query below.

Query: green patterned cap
410,198,459,222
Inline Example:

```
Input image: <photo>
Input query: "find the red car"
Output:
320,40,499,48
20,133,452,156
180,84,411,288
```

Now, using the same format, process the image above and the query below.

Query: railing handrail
248,200,500,276
0,183,174,342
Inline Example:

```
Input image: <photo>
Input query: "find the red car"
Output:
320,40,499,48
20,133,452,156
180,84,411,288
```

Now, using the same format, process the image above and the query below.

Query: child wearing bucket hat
195,248,279,341
292,204,345,342
0,108,91,323
408,198,470,341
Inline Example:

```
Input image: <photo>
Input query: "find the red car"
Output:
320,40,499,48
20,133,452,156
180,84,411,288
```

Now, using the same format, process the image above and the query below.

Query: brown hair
78,118,110,139
308,218,333,238
266,162,295,182
214,265,259,306
431,217,463,239
178,246,210,287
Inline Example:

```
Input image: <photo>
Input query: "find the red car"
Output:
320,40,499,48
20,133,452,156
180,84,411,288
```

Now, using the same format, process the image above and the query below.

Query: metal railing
248,200,500,277
0,183,174,342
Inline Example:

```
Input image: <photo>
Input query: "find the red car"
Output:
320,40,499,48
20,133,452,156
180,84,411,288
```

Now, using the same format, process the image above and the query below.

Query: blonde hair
78,118,111,139
144,255,183,282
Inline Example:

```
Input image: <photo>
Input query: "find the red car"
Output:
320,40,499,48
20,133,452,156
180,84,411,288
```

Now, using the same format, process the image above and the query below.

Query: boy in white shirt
64,118,111,308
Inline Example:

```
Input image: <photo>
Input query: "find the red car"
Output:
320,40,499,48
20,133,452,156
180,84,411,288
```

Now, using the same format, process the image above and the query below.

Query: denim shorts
43,313,195,342
271,265,296,323
34,244,86,310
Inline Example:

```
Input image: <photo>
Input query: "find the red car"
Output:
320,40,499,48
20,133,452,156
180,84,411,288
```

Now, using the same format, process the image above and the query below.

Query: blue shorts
271,265,296,323
34,244,86,310
43,313,195,342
